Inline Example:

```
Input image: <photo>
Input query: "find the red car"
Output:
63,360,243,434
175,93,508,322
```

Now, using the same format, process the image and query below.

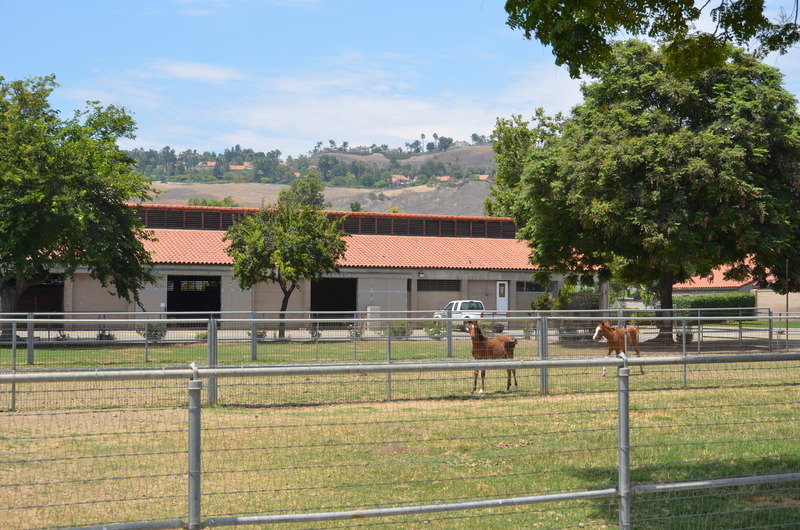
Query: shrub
96,331,115,341
375,321,413,339
521,320,537,339
248,329,270,342
423,320,446,339
135,322,167,342
675,329,693,344
674,292,756,318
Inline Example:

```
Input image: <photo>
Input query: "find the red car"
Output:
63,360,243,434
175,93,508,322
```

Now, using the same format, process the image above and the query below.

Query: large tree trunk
653,273,675,343
277,283,296,340
0,278,26,340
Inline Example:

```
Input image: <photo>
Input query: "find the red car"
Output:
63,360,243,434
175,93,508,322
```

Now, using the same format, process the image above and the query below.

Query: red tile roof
144,229,231,265
342,234,536,270
673,264,754,291
144,230,537,270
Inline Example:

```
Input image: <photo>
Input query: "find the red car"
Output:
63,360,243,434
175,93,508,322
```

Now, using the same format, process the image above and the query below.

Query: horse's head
593,322,611,341
466,321,479,336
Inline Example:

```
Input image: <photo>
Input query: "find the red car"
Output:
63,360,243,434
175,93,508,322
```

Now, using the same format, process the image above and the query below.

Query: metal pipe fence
1,343,799,528
2,311,797,367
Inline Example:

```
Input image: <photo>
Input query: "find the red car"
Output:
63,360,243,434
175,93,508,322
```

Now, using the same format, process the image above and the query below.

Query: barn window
516,281,546,292
417,279,461,292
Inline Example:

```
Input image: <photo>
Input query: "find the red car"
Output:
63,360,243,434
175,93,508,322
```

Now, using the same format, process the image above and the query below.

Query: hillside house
390,175,409,187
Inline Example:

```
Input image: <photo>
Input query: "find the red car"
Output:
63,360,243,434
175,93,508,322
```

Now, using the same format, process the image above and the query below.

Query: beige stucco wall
753,289,800,314
45,267,587,317
251,280,306,314
356,276,408,313
64,276,132,313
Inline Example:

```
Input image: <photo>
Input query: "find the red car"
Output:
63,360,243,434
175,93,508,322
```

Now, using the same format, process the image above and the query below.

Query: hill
307,145,497,171
150,179,493,216
149,145,499,216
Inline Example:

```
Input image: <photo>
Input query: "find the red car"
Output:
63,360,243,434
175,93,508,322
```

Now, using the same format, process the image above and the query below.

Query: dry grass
1,359,799,529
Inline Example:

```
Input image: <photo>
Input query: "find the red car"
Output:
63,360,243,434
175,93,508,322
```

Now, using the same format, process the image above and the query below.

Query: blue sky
4,1,800,159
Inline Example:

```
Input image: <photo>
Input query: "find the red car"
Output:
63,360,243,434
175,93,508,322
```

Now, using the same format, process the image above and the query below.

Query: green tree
187,196,239,207
212,157,226,179
252,150,283,183
224,196,348,337
504,0,800,77
0,75,157,322
433,136,453,151
488,41,800,339
485,109,563,218
278,173,327,209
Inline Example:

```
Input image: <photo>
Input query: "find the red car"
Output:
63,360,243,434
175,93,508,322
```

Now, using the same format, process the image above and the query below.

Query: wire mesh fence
1,313,799,528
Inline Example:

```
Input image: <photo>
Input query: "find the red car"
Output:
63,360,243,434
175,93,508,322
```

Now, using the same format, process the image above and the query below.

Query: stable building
47,204,570,317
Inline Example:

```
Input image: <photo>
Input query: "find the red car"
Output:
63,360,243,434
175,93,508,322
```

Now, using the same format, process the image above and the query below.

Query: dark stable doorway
167,276,221,324
311,278,357,328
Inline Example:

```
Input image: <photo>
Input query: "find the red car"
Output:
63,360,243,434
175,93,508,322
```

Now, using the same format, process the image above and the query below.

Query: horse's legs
472,370,486,393
475,370,486,394
634,347,645,374
602,349,613,376
505,369,511,391
511,369,518,390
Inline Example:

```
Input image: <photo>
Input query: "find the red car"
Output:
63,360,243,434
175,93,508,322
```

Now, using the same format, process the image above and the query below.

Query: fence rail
1,314,799,528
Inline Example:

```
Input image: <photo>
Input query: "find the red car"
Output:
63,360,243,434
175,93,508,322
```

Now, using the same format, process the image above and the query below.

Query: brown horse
466,321,518,393
592,322,644,375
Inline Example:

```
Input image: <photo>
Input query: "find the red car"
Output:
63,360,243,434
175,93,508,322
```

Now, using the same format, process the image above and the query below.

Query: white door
496,281,509,313
496,281,509,330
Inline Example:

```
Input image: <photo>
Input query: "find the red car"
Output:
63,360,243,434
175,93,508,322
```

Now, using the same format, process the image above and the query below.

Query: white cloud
148,59,247,83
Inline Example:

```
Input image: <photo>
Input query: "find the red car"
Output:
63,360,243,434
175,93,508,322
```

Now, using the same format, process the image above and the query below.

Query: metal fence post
144,321,150,364
11,322,17,411
768,308,773,351
618,366,631,530
446,310,453,358
353,316,358,361
188,378,203,530
539,316,549,396
386,321,392,400
251,311,258,361
682,320,688,390
207,319,218,406
26,313,34,365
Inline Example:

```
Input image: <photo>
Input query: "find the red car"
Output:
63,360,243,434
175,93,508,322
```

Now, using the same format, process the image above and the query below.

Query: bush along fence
0,352,799,529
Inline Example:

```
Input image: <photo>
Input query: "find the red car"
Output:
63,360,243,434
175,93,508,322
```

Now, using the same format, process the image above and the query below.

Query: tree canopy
277,173,327,209
0,75,157,317
504,0,800,76
224,179,348,335
488,41,800,333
